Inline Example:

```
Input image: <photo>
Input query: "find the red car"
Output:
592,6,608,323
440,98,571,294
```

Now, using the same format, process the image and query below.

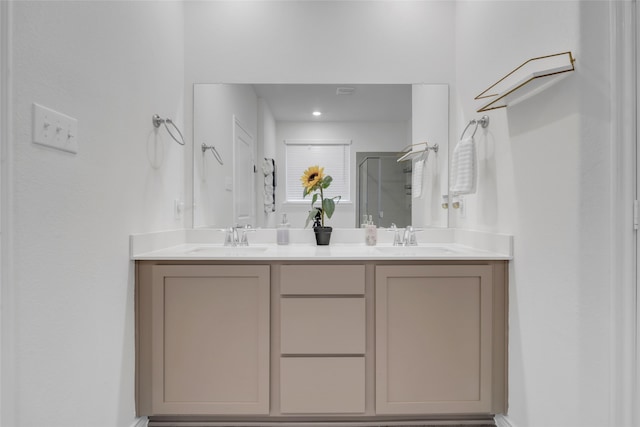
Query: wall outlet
32,103,78,154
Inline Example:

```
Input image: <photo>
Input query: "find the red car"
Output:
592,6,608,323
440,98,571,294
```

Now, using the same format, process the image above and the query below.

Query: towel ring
153,114,185,146
202,143,224,165
460,115,490,140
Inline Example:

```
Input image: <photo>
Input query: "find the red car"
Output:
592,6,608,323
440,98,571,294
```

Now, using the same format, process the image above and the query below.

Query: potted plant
301,165,341,245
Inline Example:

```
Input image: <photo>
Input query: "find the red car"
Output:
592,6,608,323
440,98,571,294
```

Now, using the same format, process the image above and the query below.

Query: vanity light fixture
312,111,322,117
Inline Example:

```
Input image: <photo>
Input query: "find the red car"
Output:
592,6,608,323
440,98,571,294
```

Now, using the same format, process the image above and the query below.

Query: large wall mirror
193,83,448,229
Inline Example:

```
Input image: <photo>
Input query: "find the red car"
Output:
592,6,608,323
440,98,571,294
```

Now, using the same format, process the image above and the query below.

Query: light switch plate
32,103,78,154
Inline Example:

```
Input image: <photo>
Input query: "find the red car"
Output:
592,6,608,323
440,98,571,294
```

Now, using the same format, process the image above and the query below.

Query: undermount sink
374,246,459,255
186,245,269,255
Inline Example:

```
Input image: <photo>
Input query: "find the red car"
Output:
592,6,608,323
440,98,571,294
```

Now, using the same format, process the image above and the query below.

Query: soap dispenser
365,215,378,246
277,213,290,245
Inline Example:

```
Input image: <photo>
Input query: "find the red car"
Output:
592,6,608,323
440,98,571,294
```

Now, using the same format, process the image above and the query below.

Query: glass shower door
357,153,410,228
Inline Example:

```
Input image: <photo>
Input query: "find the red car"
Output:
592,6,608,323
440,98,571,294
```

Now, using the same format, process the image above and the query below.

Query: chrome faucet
389,224,403,246
224,227,238,246
403,226,418,246
224,224,255,246
390,224,419,246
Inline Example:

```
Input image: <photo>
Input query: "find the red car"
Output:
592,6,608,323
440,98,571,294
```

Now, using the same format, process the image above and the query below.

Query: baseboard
494,414,516,427
130,417,148,427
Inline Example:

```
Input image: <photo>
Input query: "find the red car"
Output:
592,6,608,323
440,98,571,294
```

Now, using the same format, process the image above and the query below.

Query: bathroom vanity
132,230,511,426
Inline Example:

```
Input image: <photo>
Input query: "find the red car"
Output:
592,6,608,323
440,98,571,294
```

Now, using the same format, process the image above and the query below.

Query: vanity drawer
280,357,365,414
280,297,365,354
280,264,365,295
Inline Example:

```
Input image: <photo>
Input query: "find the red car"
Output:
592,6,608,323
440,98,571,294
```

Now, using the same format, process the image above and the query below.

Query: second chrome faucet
224,225,255,247
389,224,419,246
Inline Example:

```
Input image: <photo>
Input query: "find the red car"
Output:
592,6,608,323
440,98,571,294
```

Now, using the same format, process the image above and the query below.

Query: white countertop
131,228,512,261
132,242,509,261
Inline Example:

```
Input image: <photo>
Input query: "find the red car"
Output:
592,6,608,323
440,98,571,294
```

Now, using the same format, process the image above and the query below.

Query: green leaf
321,175,333,189
323,198,336,218
311,193,318,207
305,208,319,228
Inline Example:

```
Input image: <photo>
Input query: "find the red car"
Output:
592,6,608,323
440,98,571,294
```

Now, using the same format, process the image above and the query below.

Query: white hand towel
412,158,425,199
264,183,275,212
262,158,274,175
451,136,477,195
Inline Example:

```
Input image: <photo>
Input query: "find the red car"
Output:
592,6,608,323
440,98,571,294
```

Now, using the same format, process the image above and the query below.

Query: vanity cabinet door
140,264,270,416
375,264,495,414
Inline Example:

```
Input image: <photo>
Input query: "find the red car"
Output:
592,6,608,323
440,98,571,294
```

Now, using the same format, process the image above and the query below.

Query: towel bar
397,142,439,162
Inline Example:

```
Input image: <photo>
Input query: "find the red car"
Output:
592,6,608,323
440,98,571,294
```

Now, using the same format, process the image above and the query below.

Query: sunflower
300,164,340,228
301,165,324,191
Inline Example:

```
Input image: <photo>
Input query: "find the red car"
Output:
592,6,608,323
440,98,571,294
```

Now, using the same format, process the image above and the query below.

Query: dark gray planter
313,226,332,245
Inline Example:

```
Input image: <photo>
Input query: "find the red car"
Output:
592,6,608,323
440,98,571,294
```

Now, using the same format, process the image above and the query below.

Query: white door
233,116,255,226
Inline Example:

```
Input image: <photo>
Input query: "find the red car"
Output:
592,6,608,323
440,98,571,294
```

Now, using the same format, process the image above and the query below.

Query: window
285,139,351,202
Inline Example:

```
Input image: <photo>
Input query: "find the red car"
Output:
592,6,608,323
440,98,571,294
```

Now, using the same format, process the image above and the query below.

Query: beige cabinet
279,264,366,414
136,260,507,422
375,264,505,415
136,264,270,415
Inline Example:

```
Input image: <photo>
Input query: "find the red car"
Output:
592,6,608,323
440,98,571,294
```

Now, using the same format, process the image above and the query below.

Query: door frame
0,2,14,427
635,3,640,426
609,1,638,426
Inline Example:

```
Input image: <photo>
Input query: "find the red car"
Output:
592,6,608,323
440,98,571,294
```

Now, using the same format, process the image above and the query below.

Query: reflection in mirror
193,84,448,230
357,152,411,228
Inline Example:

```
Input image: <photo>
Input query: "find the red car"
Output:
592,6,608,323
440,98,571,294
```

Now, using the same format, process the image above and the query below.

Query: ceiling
252,84,412,123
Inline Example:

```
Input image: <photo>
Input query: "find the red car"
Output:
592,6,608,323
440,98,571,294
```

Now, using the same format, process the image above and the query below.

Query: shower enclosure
356,152,411,228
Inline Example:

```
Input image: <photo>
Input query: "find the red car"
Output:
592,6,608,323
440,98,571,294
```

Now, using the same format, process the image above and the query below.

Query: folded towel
412,158,425,199
265,174,273,185
451,136,477,195
262,158,274,175
264,180,275,212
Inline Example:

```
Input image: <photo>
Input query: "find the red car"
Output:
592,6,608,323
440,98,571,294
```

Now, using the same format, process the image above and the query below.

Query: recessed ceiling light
312,111,322,117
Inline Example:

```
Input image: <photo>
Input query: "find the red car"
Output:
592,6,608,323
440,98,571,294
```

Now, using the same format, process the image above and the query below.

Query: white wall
275,121,409,228
455,2,612,426
184,1,455,85
7,2,184,426
412,84,449,228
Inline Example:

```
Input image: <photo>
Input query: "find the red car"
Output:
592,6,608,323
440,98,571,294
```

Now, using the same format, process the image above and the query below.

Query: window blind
285,139,351,202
